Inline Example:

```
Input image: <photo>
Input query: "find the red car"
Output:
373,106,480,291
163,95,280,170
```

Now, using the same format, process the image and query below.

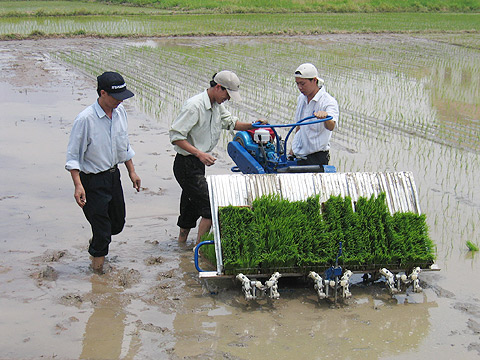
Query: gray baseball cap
214,70,241,101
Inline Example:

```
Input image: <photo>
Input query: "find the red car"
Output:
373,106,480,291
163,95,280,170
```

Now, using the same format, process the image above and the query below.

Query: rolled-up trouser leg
173,154,211,230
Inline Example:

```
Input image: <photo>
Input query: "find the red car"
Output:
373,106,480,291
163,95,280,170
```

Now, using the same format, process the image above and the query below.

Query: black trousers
297,150,330,167
80,167,125,257
173,154,211,229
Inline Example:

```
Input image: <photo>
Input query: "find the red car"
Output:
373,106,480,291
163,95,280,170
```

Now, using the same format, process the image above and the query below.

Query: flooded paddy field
0,34,479,359
2,13,479,38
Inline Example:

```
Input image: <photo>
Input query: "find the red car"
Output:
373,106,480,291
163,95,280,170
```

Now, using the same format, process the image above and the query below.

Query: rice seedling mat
199,172,439,278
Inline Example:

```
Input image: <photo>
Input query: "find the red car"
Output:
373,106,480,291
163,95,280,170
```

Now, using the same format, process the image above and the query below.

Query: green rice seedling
466,241,479,252
199,232,217,267
392,213,436,266
219,206,253,272
217,193,436,275
321,195,354,263
1,13,479,38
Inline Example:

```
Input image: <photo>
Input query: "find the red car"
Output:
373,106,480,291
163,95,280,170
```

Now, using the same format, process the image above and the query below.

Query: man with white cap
292,63,339,167
170,70,264,244
66,71,141,274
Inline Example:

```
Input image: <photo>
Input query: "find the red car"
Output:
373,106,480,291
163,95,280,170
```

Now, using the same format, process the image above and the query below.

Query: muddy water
0,37,479,360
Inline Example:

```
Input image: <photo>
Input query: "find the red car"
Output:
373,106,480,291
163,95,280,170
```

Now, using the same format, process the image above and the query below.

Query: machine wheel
235,135,257,159
235,137,246,149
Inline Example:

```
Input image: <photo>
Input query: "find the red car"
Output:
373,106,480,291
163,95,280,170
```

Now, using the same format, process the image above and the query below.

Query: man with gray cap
170,70,264,244
66,71,141,274
292,63,339,167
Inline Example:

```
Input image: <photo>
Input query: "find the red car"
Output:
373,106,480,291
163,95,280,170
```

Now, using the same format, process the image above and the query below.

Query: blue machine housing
227,116,337,174
228,131,297,174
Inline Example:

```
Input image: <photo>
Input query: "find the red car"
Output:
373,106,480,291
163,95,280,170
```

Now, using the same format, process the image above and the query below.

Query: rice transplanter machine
194,117,439,302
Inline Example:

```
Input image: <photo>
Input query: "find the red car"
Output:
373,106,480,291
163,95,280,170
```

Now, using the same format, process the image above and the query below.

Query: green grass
0,0,478,18
0,1,170,17
26,0,480,14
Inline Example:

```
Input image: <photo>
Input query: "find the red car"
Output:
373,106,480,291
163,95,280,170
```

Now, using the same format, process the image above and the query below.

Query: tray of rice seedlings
194,172,439,300
198,193,436,276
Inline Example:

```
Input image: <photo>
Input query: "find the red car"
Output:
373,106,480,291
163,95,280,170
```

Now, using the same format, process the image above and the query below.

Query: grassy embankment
0,0,478,39
2,0,477,15
102,0,479,12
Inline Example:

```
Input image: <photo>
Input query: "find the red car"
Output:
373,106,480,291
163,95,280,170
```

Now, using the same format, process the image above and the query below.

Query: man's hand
172,140,216,166
70,169,86,208
197,151,217,166
235,120,268,131
314,111,328,119
129,171,141,192
74,183,87,208
314,111,335,131
255,119,269,125
125,160,141,192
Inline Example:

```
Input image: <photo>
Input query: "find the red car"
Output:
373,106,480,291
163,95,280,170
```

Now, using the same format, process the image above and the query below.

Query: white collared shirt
169,90,237,156
65,101,135,174
292,86,339,157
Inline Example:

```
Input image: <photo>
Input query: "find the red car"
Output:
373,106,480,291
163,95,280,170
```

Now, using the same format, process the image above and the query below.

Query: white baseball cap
295,63,324,86
214,70,241,101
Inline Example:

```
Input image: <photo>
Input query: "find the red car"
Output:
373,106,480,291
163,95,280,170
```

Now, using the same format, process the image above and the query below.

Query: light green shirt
169,90,237,156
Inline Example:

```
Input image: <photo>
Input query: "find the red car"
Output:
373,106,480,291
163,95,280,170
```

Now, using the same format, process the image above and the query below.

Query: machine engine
227,121,336,174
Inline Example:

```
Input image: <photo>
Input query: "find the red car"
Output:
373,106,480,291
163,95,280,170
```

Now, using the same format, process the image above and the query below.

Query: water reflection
80,276,126,360
174,281,436,358
171,251,436,359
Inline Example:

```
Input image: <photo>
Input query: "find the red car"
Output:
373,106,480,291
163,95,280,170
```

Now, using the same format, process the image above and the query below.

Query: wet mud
0,38,479,359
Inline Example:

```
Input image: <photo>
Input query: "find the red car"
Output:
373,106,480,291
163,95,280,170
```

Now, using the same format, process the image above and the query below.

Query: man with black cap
66,71,141,274
292,63,339,167
169,70,265,244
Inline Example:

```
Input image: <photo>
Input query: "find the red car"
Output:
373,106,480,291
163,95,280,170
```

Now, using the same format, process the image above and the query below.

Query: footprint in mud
0,265,11,274
145,239,159,245
145,256,163,265
114,268,141,288
134,319,168,333
0,195,17,201
468,343,480,356
467,318,480,334
454,301,480,317
430,284,456,299
139,187,165,196
157,270,174,279
60,293,84,307
35,249,69,262
31,265,58,283
54,317,80,335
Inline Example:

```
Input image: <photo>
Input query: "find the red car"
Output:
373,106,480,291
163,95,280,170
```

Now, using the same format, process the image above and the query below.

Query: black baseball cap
97,71,134,100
